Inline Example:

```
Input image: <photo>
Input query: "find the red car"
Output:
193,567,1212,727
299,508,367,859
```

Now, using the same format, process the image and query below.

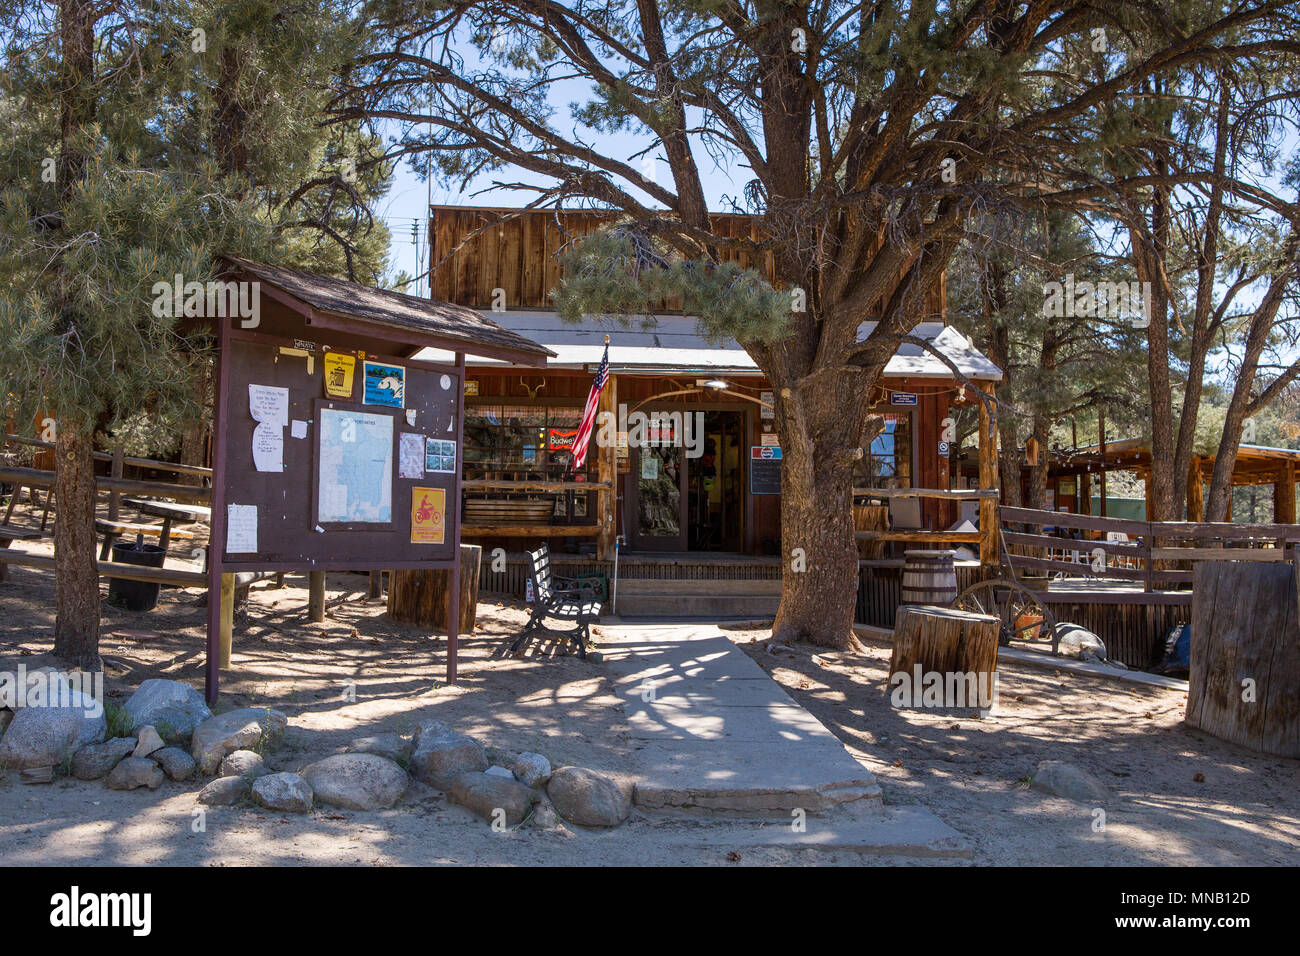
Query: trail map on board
317,407,394,524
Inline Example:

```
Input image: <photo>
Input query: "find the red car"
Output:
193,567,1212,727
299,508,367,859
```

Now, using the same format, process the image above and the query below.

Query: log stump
387,544,482,634
1186,561,1300,757
889,605,1000,709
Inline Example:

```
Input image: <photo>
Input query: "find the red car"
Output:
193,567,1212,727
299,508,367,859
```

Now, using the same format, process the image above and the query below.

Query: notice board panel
219,334,460,569
750,445,782,495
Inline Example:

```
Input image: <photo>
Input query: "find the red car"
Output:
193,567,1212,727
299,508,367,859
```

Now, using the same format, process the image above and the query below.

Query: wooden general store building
420,207,1004,590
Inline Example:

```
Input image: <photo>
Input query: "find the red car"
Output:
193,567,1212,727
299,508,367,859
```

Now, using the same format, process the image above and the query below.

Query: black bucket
107,536,166,611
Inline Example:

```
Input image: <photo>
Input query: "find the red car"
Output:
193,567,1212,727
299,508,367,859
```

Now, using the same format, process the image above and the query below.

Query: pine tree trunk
770,378,864,650
52,428,101,668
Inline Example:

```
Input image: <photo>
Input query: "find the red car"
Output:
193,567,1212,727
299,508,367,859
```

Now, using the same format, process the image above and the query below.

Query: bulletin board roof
219,256,554,366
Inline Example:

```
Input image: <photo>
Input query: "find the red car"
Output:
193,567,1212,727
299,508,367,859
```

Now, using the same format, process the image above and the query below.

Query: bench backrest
526,545,553,604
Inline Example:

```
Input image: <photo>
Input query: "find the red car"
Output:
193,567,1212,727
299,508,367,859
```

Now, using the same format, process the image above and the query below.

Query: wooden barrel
901,549,957,606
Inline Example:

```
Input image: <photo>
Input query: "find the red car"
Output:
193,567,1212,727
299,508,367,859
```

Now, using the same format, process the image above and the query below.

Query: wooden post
977,382,998,569
1079,471,1091,516
889,606,1000,707
107,445,124,521
1187,456,1205,522
1186,561,1300,756
597,356,618,561
218,572,234,668
308,570,326,623
368,570,384,599
1274,462,1296,525
1098,409,1108,518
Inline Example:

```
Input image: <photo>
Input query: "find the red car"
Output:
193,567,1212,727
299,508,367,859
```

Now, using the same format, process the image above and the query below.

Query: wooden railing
999,506,1300,590
4,434,212,479
853,487,1000,564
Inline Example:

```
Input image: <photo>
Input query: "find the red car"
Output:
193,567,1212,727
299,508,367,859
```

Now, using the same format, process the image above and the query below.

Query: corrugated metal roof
414,311,1003,380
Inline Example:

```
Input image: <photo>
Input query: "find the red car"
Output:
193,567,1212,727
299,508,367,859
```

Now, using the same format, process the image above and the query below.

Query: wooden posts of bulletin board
308,572,326,624
388,544,482,633
1186,561,1300,757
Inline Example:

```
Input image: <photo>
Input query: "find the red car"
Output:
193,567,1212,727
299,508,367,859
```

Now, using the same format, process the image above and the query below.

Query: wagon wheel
952,579,1058,651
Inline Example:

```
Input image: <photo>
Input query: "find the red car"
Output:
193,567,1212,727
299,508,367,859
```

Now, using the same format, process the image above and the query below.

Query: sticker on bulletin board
410,487,446,544
363,361,405,407
425,438,457,473
323,353,356,399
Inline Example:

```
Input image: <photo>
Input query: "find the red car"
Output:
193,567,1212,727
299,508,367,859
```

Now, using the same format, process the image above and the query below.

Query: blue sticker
362,361,404,407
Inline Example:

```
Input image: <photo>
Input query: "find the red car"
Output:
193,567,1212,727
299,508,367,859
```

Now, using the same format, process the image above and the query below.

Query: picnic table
121,498,211,551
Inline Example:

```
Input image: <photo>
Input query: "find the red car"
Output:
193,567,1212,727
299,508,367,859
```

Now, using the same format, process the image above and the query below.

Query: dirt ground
741,635,1300,865
0,539,1297,866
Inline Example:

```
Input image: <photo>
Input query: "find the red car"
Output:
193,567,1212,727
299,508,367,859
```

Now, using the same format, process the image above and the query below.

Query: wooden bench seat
0,527,41,582
96,518,196,560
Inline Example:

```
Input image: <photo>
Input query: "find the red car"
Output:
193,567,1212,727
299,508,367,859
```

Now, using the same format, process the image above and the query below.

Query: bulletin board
217,333,462,571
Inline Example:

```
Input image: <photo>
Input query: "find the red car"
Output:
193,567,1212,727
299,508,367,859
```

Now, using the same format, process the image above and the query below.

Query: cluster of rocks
1,676,630,830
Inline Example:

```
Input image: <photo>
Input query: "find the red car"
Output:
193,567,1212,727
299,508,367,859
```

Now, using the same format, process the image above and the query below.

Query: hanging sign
890,392,918,406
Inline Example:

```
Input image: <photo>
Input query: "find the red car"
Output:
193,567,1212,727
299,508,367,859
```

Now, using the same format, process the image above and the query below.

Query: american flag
569,341,609,471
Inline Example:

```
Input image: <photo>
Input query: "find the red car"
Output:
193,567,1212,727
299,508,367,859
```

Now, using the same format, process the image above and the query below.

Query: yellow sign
464,379,479,396
410,487,446,544
323,353,356,399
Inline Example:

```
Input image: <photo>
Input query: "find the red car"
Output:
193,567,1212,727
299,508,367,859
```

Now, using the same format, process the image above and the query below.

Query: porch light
701,379,729,390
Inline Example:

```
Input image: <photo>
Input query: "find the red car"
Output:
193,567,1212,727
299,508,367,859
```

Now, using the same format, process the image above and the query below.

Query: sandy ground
0,528,1296,866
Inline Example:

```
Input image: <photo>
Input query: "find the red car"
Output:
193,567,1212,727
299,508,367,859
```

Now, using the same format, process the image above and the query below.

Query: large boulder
122,679,212,740
410,721,486,790
301,753,408,811
0,687,105,770
71,738,137,781
252,772,313,813
219,749,268,780
1030,760,1110,803
152,747,196,782
547,767,631,827
105,756,165,791
191,708,287,775
447,771,537,826
198,775,250,806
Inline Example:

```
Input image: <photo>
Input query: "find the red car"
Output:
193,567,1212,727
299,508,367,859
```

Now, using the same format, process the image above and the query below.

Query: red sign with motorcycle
410,487,446,544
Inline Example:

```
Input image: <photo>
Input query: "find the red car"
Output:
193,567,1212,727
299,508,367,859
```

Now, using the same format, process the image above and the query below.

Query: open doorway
688,410,744,551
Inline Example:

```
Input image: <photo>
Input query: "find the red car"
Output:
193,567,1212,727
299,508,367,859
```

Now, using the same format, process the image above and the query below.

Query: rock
190,708,287,775
485,765,514,779
1031,760,1110,803
105,756,165,791
301,753,408,811
1055,625,1107,662
122,678,212,740
529,797,561,829
198,775,250,806
512,752,551,787
152,747,196,782
447,771,536,825
71,737,136,781
410,722,486,790
344,733,412,763
0,687,106,770
251,772,313,813
219,749,268,780
133,725,165,758
547,767,631,827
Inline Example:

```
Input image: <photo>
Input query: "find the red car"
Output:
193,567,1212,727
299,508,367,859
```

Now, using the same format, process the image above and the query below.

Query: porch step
613,592,781,618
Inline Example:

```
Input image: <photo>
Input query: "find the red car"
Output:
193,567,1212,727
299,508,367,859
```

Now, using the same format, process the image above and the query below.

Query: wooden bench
509,544,601,659
96,518,196,559
0,527,41,582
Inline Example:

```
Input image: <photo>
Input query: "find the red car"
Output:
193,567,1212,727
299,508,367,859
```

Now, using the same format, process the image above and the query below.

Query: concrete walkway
596,620,971,857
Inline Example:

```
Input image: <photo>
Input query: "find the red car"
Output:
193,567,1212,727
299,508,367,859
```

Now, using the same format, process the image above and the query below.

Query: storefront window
464,404,596,522
855,412,912,488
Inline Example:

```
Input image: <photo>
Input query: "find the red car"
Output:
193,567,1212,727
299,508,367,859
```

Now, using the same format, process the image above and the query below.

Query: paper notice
291,419,308,439
252,421,284,472
399,432,425,479
226,504,258,553
249,384,289,426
